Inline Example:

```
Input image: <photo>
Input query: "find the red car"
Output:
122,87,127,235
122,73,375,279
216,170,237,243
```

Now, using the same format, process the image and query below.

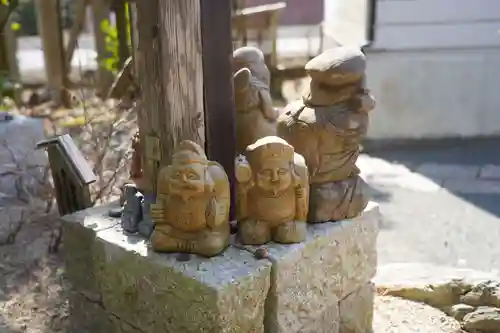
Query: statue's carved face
255,158,292,196
168,163,206,198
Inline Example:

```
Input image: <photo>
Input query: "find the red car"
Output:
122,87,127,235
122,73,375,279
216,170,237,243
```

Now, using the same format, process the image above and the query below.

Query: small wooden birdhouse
37,134,96,216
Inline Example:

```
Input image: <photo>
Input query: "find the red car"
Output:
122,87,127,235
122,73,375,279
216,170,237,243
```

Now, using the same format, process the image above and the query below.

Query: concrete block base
62,203,271,333
339,282,375,333
237,202,380,333
68,292,141,333
62,202,380,333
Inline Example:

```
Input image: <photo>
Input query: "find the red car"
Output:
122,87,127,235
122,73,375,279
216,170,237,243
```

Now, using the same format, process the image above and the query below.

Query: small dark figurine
138,197,154,237
121,183,143,233
108,132,154,238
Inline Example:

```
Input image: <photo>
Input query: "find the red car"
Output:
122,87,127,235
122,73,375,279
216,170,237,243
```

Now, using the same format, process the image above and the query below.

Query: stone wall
61,202,380,333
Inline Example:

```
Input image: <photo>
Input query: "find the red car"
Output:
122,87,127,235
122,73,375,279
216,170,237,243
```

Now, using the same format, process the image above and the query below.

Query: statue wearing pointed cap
149,140,230,257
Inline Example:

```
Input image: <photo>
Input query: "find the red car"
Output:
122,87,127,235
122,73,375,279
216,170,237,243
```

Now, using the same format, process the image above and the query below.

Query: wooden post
35,0,70,106
135,0,236,216
135,0,164,194
200,0,236,218
90,0,113,97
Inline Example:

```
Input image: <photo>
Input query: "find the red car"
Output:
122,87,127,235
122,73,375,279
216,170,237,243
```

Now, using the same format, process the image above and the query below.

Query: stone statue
116,182,155,238
232,46,278,153
149,140,230,257
276,47,376,223
109,132,155,238
235,136,309,245
121,183,143,233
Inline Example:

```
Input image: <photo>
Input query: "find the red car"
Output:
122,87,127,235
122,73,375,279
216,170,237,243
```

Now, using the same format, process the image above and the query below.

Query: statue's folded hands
149,140,230,257
236,136,309,245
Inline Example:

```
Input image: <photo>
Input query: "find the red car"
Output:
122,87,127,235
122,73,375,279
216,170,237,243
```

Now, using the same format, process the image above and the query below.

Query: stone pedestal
62,203,272,333
236,202,380,333
62,202,380,333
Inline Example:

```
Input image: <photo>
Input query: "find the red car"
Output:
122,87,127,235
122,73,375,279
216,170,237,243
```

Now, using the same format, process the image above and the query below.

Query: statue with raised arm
277,47,376,222
235,136,309,245
149,140,230,257
233,47,278,153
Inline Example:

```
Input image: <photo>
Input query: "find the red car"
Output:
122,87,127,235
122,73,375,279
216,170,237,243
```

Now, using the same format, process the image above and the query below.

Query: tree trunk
35,0,70,107
135,0,236,219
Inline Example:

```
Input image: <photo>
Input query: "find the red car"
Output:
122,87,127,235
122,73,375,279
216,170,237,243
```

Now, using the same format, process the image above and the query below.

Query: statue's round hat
245,136,294,164
172,140,207,164
233,46,270,86
233,46,265,65
305,47,366,86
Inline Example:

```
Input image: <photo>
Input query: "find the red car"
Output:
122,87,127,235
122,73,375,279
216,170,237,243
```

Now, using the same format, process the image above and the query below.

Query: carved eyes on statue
186,172,199,180
172,171,199,181
260,168,288,177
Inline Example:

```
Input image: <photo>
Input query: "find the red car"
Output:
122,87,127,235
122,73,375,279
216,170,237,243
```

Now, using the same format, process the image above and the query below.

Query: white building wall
366,0,500,139
322,0,369,47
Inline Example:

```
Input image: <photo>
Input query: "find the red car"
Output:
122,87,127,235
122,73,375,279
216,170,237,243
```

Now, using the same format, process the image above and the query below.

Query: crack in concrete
77,290,147,333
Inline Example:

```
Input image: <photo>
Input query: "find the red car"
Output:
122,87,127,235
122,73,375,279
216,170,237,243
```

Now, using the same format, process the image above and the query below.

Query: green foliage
100,19,119,74
100,4,131,75
10,0,35,36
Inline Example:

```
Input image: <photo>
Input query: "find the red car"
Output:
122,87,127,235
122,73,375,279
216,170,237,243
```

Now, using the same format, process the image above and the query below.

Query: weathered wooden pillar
200,0,236,217
35,0,70,106
134,0,166,194
135,0,236,210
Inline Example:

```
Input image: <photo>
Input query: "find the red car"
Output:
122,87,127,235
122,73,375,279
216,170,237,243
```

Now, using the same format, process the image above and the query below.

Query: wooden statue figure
233,46,278,153
149,140,230,257
276,47,376,223
235,136,309,245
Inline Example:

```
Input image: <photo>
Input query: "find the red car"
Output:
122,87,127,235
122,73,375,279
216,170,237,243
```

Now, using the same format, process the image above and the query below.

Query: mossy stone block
62,202,271,333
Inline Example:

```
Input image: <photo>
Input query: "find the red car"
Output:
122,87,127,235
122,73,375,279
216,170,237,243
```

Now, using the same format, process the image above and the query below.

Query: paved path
360,139,500,273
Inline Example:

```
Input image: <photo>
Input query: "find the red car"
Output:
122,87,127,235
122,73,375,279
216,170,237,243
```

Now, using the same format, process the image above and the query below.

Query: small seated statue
232,46,279,153
276,47,376,223
121,183,143,233
149,140,230,257
111,132,154,238
235,136,309,245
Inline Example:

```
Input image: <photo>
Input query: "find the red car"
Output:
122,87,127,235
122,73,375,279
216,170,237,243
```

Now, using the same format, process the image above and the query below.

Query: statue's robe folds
277,92,375,222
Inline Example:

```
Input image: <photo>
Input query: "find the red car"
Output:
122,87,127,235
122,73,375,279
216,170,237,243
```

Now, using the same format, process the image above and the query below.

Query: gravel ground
0,213,69,333
373,296,463,333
